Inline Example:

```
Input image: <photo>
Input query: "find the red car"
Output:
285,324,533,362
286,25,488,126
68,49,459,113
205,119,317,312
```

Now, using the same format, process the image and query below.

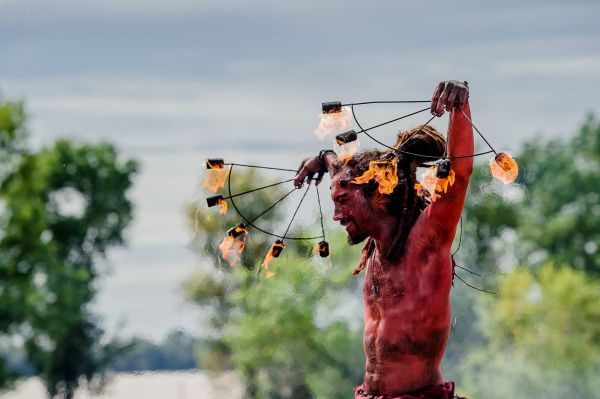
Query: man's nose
333,207,343,222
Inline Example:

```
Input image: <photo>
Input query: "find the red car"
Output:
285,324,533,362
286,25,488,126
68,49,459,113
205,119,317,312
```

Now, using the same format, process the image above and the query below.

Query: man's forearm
447,101,474,181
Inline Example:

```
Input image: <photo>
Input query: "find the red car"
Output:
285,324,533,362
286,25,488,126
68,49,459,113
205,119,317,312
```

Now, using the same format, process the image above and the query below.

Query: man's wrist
318,149,336,170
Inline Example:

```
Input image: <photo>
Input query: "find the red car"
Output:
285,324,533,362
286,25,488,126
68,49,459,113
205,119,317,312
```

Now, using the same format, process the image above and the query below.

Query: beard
347,229,368,245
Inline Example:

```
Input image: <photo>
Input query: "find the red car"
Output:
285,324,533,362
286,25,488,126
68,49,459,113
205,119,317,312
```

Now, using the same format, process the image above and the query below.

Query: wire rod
458,107,498,155
316,184,326,240
227,165,323,240
351,104,398,152
226,178,295,199
454,271,496,295
357,107,431,135
227,163,298,173
455,264,481,277
397,114,437,151
452,216,463,256
351,104,496,159
283,184,311,239
249,187,297,224
342,100,431,106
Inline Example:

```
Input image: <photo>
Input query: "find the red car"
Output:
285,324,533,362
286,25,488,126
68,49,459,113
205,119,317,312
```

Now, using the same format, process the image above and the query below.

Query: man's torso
362,219,453,396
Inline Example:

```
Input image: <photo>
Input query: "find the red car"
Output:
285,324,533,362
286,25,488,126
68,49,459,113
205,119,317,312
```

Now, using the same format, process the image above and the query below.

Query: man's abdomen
362,296,451,395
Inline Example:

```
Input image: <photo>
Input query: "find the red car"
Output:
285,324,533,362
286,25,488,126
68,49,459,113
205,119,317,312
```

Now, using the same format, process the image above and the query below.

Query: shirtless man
294,81,472,399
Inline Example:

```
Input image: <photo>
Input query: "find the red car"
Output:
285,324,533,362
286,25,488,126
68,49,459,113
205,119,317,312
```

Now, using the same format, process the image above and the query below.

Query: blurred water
0,371,243,399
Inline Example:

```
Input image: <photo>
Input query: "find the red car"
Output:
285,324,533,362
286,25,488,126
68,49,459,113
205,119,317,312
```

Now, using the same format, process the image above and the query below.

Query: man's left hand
430,80,469,117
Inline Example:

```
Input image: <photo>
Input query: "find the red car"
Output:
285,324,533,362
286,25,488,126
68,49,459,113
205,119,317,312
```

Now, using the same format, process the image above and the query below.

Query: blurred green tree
444,116,600,397
459,265,600,399
0,96,137,398
186,169,364,398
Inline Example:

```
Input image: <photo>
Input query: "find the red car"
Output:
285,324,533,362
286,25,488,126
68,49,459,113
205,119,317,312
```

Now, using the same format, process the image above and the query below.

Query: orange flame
337,139,360,160
311,242,320,256
353,157,399,195
490,152,518,184
414,165,456,202
217,198,228,214
261,241,285,270
202,167,229,193
218,232,247,267
314,106,352,140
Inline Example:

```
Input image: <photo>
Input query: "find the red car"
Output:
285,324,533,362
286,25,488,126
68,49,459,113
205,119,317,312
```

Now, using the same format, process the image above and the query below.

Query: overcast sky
1,0,599,340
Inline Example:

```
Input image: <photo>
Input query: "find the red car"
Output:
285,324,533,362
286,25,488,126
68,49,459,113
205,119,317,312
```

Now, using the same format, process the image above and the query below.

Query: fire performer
294,81,472,399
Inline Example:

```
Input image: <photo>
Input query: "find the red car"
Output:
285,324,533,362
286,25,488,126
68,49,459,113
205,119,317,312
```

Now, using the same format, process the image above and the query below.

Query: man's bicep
421,176,469,244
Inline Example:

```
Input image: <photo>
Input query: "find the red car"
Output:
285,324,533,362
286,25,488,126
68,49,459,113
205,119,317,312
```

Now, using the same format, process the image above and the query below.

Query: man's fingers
435,83,452,116
306,172,316,186
458,89,468,107
430,81,445,114
296,159,307,174
315,171,325,186
294,168,308,188
446,91,458,111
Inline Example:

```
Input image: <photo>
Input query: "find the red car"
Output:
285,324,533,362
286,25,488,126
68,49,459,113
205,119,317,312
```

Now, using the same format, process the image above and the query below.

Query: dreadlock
331,125,447,264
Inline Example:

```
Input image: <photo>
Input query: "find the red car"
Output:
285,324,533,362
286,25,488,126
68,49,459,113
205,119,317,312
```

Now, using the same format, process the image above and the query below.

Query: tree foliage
0,96,137,398
186,169,364,398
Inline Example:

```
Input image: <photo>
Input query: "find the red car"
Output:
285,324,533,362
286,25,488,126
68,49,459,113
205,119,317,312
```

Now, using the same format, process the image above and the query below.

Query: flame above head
337,139,360,161
202,167,229,193
490,152,518,184
314,106,352,140
217,198,228,214
218,230,247,267
261,240,285,270
414,164,456,202
352,157,399,195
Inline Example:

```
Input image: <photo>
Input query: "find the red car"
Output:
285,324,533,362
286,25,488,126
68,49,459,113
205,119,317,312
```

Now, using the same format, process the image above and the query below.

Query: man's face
331,170,374,245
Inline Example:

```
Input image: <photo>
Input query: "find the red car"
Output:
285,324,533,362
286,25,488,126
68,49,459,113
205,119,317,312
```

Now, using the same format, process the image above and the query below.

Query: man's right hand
294,154,326,188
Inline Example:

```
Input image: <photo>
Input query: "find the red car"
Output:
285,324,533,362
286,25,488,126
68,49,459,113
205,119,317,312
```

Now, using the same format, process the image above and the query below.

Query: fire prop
312,241,330,257
314,102,352,140
203,158,229,192
202,94,519,277
262,240,285,273
204,160,329,276
414,161,456,202
336,129,360,161
206,195,228,214
489,152,518,184
353,156,399,195
219,223,248,267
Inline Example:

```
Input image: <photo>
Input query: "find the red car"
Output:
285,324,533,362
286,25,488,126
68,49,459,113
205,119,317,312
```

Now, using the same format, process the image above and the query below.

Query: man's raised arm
425,80,474,243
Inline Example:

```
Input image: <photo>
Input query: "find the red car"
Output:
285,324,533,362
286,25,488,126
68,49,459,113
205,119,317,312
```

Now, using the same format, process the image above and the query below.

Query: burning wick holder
206,158,225,169
206,195,224,207
317,241,329,257
322,101,342,114
436,159,451,178
336,130,358,146
271,240,285,257
227,223,247,238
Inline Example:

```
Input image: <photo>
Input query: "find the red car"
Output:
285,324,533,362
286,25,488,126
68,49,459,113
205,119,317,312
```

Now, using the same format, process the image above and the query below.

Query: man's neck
370,213,401,259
